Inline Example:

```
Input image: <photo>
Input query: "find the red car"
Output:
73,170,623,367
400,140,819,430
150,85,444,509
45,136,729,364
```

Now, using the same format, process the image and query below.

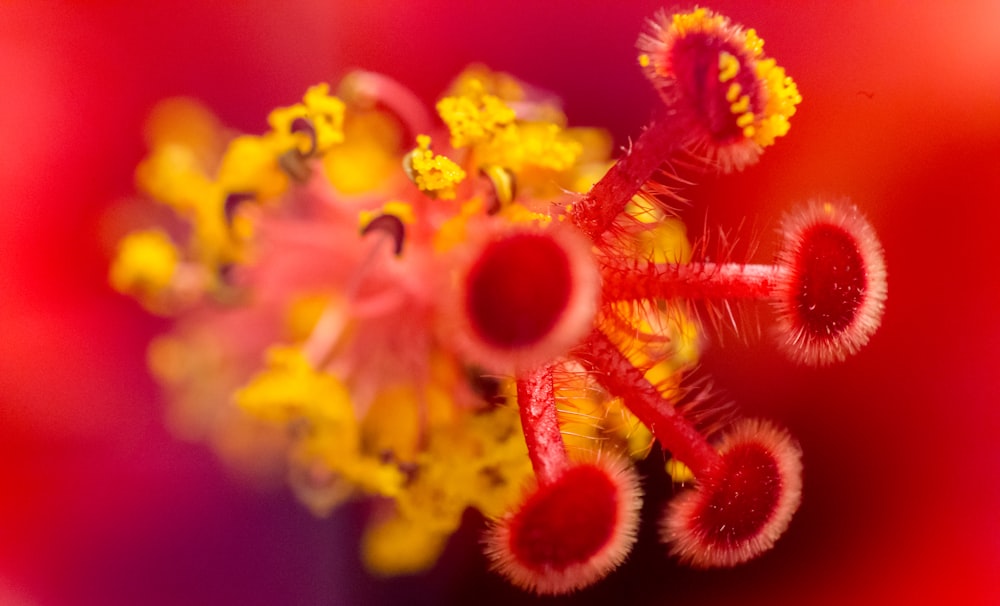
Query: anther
360,213,406,256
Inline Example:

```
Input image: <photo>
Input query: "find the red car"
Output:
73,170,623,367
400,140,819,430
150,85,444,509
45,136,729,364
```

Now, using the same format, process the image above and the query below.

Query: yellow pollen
666,458,695,484
437,90,516,149
672,8,722,36
109,228,180,300
730,94,751,115
718,52,740,83
750,58,801,147
744,28,764,56
404,135,466,199
726,82,742,103
638,53,651,68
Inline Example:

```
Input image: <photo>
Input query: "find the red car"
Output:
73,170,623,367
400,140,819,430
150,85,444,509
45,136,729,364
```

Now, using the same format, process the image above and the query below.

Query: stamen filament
301,228,399,368
338,70,434,138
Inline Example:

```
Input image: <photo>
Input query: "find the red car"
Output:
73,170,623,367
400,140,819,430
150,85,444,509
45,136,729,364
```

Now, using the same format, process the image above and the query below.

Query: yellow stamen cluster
109,228,181,310
437,90,517,149
724,19,801,147
268,83,346,155
436,67,591,188
671,6,726,35
237,346,407,508
405,135,467,199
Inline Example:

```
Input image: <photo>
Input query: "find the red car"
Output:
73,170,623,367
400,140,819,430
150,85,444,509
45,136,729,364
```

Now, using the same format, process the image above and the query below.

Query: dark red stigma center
698,443,781,546
510,465,618,570
465,233,572,349
670,32,761,141
794,224,868,337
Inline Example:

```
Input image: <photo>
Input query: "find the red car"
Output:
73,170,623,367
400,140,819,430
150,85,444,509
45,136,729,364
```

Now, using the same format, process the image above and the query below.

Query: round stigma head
484,455,642,595
661,418,803,568
773,200,888,365
451,223,600,374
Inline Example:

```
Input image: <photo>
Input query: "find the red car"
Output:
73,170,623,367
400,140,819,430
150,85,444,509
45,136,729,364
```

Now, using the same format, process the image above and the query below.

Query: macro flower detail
637,7,801,170
110,7,886,596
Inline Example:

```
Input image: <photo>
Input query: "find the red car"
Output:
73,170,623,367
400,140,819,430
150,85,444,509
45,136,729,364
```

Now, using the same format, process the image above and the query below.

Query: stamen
290,116,319,156
481,164,517,214
338,70,434,139
223,192,255,225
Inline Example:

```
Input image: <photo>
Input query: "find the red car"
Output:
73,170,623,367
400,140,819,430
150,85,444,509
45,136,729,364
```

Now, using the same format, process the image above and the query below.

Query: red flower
2,2,998,605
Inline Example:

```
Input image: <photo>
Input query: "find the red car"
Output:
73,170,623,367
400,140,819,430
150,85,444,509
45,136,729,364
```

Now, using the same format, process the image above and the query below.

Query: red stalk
574,330,723,480
569,109,687,241
515,365,570,486
602,261,788,302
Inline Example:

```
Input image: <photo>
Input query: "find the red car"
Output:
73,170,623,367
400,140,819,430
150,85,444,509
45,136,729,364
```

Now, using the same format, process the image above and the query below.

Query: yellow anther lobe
482,164,516,208
726,83,742,103
404,135,466,199
730,95,751,115
718,52,740,82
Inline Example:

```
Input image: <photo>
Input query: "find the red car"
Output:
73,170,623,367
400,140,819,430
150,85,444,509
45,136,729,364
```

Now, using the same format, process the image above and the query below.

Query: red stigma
691,442,783,545
452,225,599,373
509,464,619,569
662,419,803,568
793,223,868,336
485,457,642,595
466,233,572,349
775,201,887,365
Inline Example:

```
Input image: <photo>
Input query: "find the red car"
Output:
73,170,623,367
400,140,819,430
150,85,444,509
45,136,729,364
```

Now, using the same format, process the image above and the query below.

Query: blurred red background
2,2,998,604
